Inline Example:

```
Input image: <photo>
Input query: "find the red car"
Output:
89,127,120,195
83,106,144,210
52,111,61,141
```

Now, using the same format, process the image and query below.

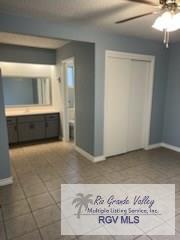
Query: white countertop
6,110,59,117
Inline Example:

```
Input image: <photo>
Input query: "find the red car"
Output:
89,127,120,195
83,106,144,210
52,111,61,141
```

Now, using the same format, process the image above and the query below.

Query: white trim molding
146,142,180,152
76,142,180,163
75,145,105,163
161,143,180,152
0,176,13,186
61,57,76,143
145,143,162,150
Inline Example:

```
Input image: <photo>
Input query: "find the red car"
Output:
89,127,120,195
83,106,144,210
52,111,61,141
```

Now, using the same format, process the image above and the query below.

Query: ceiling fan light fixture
152,11,180,47
173,12,180,28
115,0,180,48
152,12,179,32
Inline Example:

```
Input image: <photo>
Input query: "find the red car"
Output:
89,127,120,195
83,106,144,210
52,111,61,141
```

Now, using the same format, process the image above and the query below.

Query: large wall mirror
3,77,51,107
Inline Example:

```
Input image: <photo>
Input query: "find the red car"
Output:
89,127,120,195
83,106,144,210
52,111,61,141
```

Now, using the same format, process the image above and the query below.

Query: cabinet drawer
18,115,44,123
45,113,59,121
7,117,17,125
18,122,45,142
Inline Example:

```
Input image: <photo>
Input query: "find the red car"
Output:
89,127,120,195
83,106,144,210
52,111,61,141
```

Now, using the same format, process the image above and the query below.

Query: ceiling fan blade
115,12,154,24
127,0,158,6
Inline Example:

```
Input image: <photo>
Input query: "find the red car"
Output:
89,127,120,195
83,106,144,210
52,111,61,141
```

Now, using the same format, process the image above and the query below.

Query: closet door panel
105,56,131,157
127,60,149,152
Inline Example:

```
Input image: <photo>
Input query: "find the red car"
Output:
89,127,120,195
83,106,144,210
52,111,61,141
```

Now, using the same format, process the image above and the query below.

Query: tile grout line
1,211,8,240
10,164,44,240
23,147,78,239
3,143,180,239
22,147,65,239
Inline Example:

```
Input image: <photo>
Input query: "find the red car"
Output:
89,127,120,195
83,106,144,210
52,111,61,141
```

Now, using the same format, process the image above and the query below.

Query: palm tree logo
72,193,93,219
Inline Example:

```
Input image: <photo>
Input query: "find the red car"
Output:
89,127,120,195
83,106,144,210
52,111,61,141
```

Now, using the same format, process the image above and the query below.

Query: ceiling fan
115,0,180,47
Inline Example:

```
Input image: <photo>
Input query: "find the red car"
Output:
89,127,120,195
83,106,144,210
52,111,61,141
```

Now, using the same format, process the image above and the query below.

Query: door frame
104,50,155,157
62,57,76,143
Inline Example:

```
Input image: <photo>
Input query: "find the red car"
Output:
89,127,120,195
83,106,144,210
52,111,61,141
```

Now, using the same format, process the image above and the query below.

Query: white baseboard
93,155,106,163
161,143,180,152
75,145,106,163
76,142,180,162
145,143,162,150
146,142,180,153
0,176,13,186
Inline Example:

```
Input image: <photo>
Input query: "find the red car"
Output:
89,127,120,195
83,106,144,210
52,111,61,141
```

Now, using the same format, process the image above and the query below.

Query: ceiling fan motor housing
160,0,178,11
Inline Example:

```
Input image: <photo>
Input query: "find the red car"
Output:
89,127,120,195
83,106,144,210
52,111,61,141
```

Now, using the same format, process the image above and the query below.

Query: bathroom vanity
6,112,61,145
2,70,62,145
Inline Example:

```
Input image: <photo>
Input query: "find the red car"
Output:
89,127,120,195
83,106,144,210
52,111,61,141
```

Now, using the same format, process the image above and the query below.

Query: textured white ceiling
0,0,180,41
0,32,69,49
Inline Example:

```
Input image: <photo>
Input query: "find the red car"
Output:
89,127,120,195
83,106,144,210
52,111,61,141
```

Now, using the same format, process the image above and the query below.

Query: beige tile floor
0,141,180,239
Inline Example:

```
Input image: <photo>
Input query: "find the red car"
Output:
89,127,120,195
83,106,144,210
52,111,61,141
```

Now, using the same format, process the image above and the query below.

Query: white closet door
105,56,131,157
127,60,149,152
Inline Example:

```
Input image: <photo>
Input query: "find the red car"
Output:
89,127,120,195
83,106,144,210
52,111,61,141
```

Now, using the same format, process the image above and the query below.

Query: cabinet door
45,119,59,139
18,121,45,142
7,117,18,144
8,124,18,144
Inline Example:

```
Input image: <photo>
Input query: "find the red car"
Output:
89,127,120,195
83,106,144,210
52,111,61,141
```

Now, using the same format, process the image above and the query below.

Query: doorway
62,58,76,143
104,51,155,157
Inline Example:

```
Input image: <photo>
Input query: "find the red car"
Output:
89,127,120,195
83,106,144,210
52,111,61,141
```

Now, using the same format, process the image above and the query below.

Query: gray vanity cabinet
7,117,18,144
45,114,60,139
17,115,45,142
6,113,61,145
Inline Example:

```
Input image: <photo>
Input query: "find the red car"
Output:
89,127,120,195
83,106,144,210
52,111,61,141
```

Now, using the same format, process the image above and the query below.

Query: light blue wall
0,75,11,180
163,43,180,146
94,38,168,155
0,13,169,180
57,41,95,154
0,43,56,64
